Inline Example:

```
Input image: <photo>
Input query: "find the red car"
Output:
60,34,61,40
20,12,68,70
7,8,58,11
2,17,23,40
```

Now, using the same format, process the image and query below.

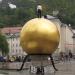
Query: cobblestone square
0,60,75,75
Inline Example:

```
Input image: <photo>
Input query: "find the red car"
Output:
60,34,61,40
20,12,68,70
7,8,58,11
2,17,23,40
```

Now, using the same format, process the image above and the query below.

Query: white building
45,15,73,53
1,27,26,57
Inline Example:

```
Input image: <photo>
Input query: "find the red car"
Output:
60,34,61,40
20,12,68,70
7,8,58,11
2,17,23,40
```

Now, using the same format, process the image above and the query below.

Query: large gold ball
20,18,60,54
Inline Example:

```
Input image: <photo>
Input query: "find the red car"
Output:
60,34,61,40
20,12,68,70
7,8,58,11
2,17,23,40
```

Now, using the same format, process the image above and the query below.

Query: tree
0,0,75,28
0,33,9,56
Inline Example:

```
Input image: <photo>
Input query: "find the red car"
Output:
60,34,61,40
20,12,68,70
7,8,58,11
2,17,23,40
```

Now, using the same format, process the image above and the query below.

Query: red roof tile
1,27,22,34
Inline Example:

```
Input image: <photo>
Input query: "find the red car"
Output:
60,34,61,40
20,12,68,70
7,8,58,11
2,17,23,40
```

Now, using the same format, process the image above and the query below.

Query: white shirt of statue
37,5,42,11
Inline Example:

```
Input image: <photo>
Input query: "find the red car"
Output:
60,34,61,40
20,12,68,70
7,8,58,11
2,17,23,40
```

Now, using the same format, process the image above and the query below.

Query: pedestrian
60,52,64,61
69,50,73,58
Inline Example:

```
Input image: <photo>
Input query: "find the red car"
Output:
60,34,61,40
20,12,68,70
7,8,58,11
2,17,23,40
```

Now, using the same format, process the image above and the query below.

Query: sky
8,3,16,9
0,0,2,2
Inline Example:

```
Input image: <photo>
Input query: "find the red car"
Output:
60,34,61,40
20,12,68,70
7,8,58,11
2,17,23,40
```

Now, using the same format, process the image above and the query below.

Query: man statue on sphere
37,5,42,18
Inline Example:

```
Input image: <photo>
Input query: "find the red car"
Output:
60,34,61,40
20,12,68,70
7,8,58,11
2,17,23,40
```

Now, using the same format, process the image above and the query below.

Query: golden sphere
20,18,60,54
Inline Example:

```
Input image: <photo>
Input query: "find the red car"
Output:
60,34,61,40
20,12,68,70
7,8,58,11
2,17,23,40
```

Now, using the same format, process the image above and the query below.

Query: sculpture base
17,54,58,73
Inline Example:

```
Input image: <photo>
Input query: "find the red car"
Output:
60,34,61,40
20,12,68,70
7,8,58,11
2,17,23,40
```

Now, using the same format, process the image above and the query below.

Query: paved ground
0,60,75,75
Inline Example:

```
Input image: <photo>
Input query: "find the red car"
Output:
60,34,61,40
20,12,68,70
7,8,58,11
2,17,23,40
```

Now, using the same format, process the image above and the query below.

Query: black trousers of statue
37,9,42,18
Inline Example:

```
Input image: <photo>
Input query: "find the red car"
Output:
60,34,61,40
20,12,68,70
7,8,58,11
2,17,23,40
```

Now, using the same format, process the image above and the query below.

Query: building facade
1,27,26,57
46,15,73,53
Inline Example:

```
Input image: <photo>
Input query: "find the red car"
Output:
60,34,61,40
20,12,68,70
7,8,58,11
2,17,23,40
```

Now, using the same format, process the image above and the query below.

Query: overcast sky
0,0,2,2
8,3,16,9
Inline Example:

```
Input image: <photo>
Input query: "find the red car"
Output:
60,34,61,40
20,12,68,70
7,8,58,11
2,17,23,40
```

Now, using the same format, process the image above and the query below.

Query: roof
1,27,22,34
44,15,57,20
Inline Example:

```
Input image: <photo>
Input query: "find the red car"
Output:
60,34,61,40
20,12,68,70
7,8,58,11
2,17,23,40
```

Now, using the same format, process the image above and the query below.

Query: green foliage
0,33,9,56
0,0,75,28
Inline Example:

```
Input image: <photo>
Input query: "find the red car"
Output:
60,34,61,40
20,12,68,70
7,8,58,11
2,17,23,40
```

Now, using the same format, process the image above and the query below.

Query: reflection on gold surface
20,18,60,54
